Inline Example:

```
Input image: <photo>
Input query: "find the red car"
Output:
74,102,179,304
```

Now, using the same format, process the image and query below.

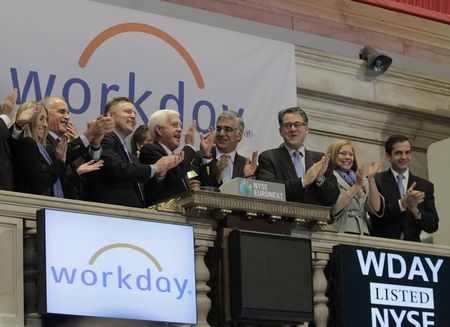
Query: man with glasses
195,111,258,187
256,106,339,205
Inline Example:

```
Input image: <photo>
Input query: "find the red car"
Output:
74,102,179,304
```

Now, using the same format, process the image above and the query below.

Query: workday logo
50,242,192,300
10,22,246,132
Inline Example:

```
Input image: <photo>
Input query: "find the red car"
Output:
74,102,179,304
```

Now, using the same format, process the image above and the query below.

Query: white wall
428,138,450,246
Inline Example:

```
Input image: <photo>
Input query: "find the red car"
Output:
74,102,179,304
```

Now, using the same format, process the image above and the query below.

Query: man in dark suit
194,111,258,188
86,98,184,208
256,106,339,206
41,96,114,199
370,135,439,242
0,90,17,191
0,89,39,191
140,109,199,205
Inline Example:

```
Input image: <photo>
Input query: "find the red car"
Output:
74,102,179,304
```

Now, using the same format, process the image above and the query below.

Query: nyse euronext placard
41,209,196,324
332,244,449,327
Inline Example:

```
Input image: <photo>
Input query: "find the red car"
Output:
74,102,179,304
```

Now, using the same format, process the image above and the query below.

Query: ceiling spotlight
359,46,392,77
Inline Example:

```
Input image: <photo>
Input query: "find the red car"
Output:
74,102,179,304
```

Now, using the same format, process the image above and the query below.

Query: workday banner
332,244,450,327
0,0,296,155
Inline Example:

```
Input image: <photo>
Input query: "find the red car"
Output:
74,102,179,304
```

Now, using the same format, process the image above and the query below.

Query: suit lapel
111,132,130,162
232,153,245,178
279,147,297,179
383,170,401,199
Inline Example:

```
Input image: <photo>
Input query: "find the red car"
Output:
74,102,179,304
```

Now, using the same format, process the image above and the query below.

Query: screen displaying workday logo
10,22,246,132
41,209,196,324
50,242,190,300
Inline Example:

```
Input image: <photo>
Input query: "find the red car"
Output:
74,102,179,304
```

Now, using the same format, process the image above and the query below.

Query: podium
153,189,331,326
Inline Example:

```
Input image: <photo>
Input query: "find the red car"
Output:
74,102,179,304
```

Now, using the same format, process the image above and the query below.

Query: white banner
0,0,296,156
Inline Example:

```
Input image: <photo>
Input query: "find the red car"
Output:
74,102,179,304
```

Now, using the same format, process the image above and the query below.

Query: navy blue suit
0,119,13,191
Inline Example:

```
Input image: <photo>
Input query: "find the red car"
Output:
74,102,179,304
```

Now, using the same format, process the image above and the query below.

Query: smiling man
86,98,184,208
140,109,198,205
370,134,439,241
41,96,114,199
194,111,258,187
256,106,339,205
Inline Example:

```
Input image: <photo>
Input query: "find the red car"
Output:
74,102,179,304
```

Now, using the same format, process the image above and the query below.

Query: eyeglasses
280,122,307,130
216,126,237,133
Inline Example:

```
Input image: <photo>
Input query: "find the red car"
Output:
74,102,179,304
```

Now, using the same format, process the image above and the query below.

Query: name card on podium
220,178,286,201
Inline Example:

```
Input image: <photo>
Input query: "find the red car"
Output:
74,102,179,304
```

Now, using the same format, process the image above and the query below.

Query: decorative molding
155,190,331,227
294,46,450,152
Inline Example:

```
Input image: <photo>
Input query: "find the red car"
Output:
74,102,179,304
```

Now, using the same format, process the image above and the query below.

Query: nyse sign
332,245,450,327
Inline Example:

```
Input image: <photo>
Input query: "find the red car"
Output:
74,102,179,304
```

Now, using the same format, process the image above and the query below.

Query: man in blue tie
256,106,339,206
85,98,184,208
370,134,439,241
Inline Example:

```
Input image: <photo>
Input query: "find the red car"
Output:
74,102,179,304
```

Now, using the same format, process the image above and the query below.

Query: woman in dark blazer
10,101,68,197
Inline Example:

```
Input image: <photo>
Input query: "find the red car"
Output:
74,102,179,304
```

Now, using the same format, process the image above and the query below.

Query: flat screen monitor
228,230,313,324
37,209,197,325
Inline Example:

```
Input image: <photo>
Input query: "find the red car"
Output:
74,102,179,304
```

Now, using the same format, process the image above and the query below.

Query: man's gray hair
217,111,244,134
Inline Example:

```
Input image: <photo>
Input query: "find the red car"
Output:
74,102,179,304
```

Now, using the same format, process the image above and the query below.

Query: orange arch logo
78,22,205,89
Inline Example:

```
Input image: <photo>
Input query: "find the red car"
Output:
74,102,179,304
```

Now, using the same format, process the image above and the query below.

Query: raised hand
153,151,185,177
76,159,104,176
303,159,322,186
316,153,330,182
55,134,69,163
86,116,114,148
244,151,258,178
85,116,114,139
367,157,384,179
356,164,368,186
15,102,41,127
200,127,214,156
1,89,18,120
66,123,79,141
184,120,196,147
401,181,425,213
216,153,230,182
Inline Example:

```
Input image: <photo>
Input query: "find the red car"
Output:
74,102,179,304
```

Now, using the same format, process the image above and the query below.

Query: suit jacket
139,142,196,205
85,132,152,208
46,134,86,199
9,137,66,196
256,147,339,206
369,169,439,242
0,119,14,191
193,147,247,188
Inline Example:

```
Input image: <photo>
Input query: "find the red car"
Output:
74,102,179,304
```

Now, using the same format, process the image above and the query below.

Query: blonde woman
327,139,384,235
8,100,72,197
